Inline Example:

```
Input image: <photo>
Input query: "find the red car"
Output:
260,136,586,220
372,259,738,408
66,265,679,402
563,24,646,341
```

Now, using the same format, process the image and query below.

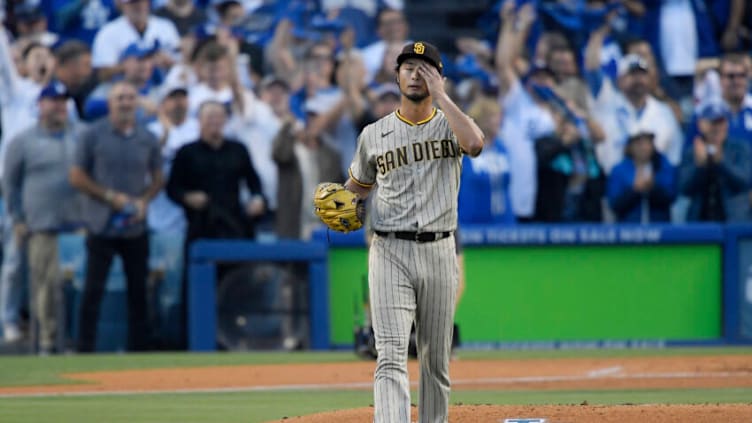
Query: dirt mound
265,403,752,423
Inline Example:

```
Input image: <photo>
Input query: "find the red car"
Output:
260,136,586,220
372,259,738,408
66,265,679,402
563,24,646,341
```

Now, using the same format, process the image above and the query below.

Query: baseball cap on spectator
524,60,555,80
38,81,70,101
626,128,655,143
617,54,649,77
697,101,730,121
14,4,45,22
259,75,290,91
396,41,443,74
158,83,189,103
119,41,157,61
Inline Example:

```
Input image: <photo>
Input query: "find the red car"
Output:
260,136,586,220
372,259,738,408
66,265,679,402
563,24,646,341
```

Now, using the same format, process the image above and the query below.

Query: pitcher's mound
264,403,752,422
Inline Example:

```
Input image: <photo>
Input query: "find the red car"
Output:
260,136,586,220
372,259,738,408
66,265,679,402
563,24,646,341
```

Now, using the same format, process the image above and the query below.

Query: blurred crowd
1,0,752,352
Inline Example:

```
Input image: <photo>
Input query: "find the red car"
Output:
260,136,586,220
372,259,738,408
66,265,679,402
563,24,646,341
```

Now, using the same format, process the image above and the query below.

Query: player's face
398,58,429,103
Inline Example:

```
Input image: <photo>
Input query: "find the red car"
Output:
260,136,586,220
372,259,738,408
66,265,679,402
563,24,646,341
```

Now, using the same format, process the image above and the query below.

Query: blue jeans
0,202,27,332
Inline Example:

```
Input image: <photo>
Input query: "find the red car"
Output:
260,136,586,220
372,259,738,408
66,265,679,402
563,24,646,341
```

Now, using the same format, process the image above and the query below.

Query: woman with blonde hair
458,96,515,224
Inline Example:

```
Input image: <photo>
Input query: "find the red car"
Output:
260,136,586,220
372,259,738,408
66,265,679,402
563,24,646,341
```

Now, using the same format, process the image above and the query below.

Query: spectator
621,37,683,123
69,81,163,352
211,2,265,84
546,44,579,84
12,3,58,46
607,130,677,223
212,0,245,27
369,40,403,86
259,75,292,122
44,0,117,46
167,100,265,243
288,41,338,120
0,32,54,343
586,21,683,173
52,40,95,118
642,0,719,101
146,84,199,234
356,83,401,130
679,102,751,222
91,0,180,81
0,31,55,156
360,8,410,83
320,0,379,47
226,76,281,233
271,84,343,240
187,41,234,116
84,41,160,121
3,82,82,354
495,2,556,222
688,53,752,151
304,32,367,176
533,101,604,223
458,97,515,225
154,0,207,36
166,101,265,342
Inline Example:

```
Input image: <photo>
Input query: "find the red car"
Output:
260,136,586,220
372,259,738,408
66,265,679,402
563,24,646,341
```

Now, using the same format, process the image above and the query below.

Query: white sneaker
3,324,22,342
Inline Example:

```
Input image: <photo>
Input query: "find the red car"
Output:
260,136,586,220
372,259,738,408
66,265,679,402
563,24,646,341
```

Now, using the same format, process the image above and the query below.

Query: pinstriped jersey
349,108,463,232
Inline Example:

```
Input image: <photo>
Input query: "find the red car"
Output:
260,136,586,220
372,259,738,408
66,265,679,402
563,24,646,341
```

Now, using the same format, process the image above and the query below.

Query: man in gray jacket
3,82,82,354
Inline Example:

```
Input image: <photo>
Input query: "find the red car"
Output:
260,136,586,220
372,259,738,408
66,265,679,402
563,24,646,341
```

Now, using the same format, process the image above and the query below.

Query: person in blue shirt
42,0,117,45
458,97,515,225
680,101,751,222
687,53,752,150
607,130,677,223
83,41,159,121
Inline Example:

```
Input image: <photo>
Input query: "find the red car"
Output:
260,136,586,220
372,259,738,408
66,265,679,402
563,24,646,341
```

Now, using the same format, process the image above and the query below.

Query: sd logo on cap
396,41,443,74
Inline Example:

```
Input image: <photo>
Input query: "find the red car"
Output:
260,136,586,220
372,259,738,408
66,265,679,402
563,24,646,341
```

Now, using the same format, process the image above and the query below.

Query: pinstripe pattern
370,234,457,423
352,109,461,423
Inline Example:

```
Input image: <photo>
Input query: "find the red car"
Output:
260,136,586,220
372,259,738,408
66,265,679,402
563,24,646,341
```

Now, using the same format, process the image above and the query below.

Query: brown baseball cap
396,41,443,74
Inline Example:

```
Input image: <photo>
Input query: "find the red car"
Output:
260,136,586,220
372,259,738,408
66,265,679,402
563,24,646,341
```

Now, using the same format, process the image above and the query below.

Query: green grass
0,351,359,387
0,388,749,423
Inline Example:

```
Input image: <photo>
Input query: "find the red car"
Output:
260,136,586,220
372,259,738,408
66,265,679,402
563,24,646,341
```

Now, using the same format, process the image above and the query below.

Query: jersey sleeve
348,129,375,187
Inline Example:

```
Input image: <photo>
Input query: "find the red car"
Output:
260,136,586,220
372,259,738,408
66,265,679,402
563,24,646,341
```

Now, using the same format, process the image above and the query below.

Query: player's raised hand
416,62,446,98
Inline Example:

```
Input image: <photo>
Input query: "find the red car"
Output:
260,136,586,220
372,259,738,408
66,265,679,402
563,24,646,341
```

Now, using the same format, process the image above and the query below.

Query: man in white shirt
592,54,684,173
91,0,180,81
147,85,199,234
227,78,282,225
359,8,410,83
495,2,556,221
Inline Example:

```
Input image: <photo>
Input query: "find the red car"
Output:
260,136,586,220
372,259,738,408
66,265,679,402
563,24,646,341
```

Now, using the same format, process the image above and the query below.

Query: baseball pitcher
314,41,483,423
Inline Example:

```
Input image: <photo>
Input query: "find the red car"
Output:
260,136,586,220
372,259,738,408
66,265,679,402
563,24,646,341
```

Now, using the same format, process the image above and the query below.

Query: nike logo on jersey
381,130,394,138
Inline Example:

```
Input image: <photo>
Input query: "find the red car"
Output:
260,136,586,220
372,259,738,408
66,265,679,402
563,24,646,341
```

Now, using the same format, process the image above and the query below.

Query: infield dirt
1,354,751,422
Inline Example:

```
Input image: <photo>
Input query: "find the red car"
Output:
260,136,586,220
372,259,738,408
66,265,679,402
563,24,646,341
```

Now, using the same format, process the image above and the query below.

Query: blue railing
185,223,752,351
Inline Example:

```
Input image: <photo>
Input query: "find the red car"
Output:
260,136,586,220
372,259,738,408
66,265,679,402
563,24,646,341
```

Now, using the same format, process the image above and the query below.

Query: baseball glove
313,182,365,233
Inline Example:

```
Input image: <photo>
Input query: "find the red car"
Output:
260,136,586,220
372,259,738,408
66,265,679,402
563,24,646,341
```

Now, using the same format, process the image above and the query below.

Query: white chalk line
587,366,623,377
0,369,750,399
